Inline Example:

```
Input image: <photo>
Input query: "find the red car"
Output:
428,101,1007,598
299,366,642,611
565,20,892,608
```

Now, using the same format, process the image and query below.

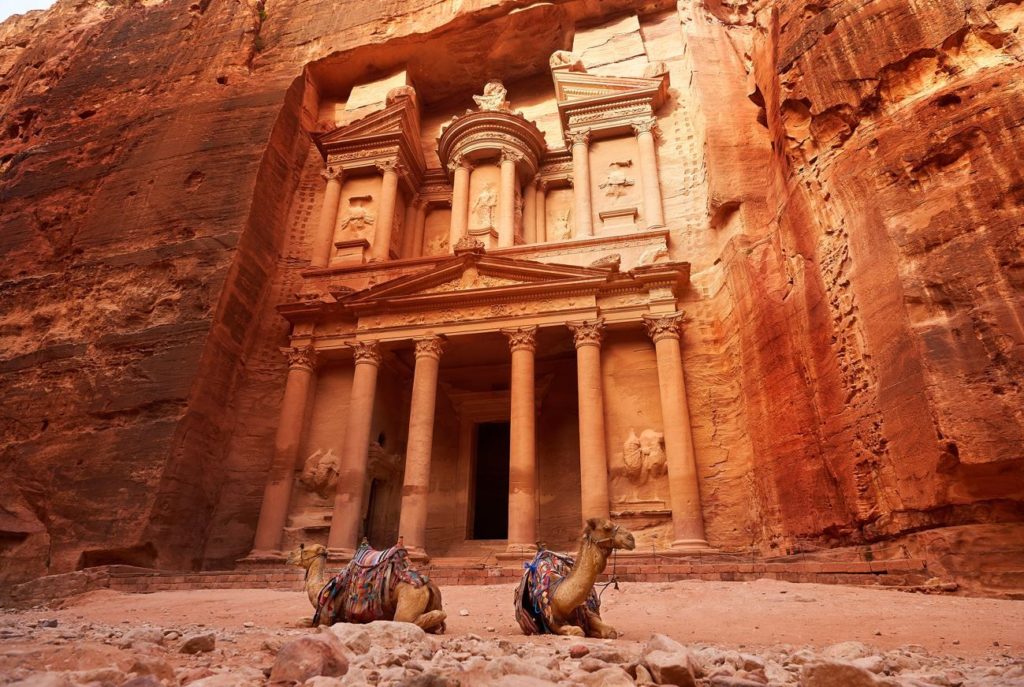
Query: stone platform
2,554,933,609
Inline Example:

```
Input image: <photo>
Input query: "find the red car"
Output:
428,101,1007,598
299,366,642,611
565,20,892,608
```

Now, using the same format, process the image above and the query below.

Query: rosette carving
566,319,605,349
642,312,685,342
501,326,538,352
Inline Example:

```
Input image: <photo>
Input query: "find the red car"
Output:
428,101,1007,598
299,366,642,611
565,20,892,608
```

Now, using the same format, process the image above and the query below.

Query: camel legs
394,583,447,633
584,609,618,639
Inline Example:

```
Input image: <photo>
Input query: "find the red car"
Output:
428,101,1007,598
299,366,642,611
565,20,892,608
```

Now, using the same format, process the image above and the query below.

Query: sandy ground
7,579,1022,658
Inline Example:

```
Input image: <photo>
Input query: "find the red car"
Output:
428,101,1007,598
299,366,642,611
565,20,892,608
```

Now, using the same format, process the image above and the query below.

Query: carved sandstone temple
243,48,713,563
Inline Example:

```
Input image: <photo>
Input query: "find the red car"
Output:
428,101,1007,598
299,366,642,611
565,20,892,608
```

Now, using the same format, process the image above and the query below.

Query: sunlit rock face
0,0,1020,594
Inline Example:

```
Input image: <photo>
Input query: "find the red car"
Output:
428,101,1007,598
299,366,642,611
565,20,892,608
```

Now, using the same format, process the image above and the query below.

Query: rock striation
0,0,1021,593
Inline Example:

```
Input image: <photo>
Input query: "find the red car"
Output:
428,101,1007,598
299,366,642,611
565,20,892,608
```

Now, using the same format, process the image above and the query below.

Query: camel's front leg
584,609,618,639
394,584,446,633
547,616,586,637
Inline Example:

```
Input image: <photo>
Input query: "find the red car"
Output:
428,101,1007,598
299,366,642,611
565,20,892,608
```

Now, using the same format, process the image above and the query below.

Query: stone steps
2,556,931,608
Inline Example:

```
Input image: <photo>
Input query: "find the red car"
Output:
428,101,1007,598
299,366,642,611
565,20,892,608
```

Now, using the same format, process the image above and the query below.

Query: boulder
269,634,349,685
801,661,883,687
581,666,636,687
645,649,701,687
180,632,216,654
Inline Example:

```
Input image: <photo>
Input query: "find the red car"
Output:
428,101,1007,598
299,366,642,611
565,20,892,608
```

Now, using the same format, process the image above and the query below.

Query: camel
286,542,446,633
514,517,636,638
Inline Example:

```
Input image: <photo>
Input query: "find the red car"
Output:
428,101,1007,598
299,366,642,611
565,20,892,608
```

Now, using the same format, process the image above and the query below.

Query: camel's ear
299,543,305,550
586,517,600,532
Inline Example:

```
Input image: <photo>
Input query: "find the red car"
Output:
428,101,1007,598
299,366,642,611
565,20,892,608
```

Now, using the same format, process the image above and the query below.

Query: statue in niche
338,195,375,236
472,183,498,228
426,234,449,255
621,428,668,486
472,80,509,111
551,208,572,240
299,448,340,499
599,160,635,199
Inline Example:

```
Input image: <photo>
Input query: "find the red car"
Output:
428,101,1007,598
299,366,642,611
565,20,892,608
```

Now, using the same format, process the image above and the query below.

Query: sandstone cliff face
1,0,1021,592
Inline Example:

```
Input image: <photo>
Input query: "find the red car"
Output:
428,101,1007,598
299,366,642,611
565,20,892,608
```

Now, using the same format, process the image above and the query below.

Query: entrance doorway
471,421,510,539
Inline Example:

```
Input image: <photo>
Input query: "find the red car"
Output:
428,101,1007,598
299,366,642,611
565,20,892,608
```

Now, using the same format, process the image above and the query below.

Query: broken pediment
550,63,670,134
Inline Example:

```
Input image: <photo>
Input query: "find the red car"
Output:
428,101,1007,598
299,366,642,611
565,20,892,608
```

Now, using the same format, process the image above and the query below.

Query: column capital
565,129,592,148
285,344,318,371
376,158,405,176
533,175,548,192
413,335,446,361
643,311,685,342
566,319,605,349
349,340,382,366
631,118,660,139
320,165,343,182
502,325,538,353
446,155,473,175
500,148,525,164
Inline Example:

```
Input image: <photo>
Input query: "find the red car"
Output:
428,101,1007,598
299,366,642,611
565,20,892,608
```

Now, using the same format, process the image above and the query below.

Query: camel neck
307,555,328,586
560,536,608,608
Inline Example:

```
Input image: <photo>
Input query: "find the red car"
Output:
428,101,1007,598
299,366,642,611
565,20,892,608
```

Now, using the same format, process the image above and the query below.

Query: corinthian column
498,149,521,248
370,160,402,262
448,156,472,252
401,194,420,259
251,345,318,554
522,178,537,245
633,118,665,230
328,341,382,554
311,166,343,267
411,199,428,258
566,129,594,238
535,177,548,243
567,319,610,521
397,336,445,558
502,326,538,553
643,312,708,550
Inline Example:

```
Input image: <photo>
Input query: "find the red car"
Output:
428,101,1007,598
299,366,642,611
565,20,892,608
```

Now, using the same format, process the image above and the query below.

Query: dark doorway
471,421,510,539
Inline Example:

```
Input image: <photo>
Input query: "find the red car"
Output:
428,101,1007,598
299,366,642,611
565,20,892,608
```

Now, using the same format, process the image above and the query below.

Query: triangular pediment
343,252,613,309
552,70,669,106
315,95,419,147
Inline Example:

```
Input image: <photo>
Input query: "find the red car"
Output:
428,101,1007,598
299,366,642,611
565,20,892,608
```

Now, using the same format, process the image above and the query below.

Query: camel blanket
314,543,428,625
514,549,600,635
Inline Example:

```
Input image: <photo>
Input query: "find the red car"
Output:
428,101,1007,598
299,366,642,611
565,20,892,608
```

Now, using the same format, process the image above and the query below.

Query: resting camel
514,517,636,638
286,542,446,633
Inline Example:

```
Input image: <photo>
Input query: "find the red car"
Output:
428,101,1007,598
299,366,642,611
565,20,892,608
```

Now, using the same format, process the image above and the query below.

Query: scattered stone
580,657,611,672
459,609,470,616
269,634,349,684
121,625,165,647
635,664,656,685
129,655,176,682
851,656,886,674
8,674,70,687
180,632,217,654
485,656,559,682
40,619,59,628
328,624,371,654
122,676,163,687
243,621,255,628
645,649,701,687
801,661,882,687
570,644,590,659
582,666,635,687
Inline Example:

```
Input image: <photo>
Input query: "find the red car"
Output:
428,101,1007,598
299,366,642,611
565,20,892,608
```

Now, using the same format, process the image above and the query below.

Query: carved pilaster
413,336,446,361
286,344,318,371
643,312,685,343
567,319,605,349
565,129,592,148
350,340,382,366
502,326,538,353
533,175,548,193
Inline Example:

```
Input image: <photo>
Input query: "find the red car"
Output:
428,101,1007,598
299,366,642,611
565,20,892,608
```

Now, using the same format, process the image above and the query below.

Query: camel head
583,518,635,552
286,542,328,569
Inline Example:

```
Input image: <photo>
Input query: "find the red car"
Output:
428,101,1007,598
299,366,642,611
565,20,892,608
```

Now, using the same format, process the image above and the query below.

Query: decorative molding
453,236,486,253
565,129,592,148
643,312,685,343
350,340,382,366
501,325,538,353
320,166,342,182
286,344,318,371
567,319,605,349
413,336,446,361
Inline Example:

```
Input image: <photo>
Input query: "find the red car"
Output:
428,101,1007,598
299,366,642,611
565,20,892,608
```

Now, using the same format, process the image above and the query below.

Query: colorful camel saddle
314,542,429,625
514,549,600,635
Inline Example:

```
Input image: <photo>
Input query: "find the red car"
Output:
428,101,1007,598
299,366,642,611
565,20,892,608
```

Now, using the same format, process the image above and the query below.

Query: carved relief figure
637,245,670,266
299,448,340,498
551,208,572,240
426,234,449,255
472,183,498,228
472,79,509,111
621,428,667,485
338,195,375,236
599,160,635,199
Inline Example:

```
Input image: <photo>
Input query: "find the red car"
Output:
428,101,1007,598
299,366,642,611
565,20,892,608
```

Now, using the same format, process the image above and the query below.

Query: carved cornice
643,311,685,343
350,340,382,366
286,344,318,371
501,325,538,353
413,335,446,361
567,319,605,349
565,129,592,148
320,166,342,182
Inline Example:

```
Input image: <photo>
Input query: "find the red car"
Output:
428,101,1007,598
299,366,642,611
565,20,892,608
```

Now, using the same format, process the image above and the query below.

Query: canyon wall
1,0,1020,593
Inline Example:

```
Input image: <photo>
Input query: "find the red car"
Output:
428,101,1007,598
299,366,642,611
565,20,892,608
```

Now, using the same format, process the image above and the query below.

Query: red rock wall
1,0,1021,593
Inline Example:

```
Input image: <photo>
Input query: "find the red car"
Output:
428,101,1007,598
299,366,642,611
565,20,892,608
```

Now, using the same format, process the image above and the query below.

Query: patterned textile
514,549,600,635
314,542,429,625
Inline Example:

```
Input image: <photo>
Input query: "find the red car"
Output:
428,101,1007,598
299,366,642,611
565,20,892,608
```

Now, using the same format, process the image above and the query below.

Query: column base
495,543,538,561
238,550,286,565
403,546,431,563
670,538,716,553
327,547,355,563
